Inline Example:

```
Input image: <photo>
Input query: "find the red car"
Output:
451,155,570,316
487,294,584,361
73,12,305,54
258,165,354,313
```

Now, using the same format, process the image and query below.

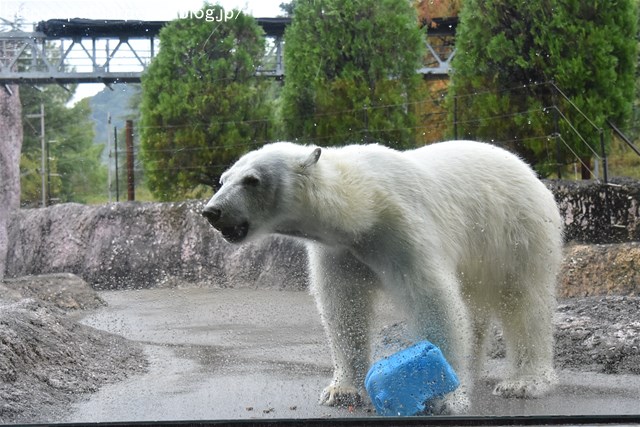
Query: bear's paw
424,387,470,415
319,384,362,407
493,373,557,399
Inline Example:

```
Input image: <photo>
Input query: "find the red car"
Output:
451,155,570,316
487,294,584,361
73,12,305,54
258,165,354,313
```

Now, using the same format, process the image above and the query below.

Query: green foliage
278,1,297,16
449,0,638,177
281,0,424,148
140,3,272,201
609,140,640,179
21,86,106,206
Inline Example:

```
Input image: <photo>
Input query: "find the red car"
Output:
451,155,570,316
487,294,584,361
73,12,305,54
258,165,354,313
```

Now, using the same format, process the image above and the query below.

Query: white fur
204,140,563,414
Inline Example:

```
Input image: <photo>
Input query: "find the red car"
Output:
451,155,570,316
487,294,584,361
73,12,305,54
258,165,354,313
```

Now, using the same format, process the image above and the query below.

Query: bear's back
407,140,536,180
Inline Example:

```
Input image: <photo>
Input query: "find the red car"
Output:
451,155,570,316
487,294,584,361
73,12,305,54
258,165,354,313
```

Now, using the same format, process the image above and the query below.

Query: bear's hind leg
404,273,473,415
494,282,557,399
307,246,378,407
468,301,492,381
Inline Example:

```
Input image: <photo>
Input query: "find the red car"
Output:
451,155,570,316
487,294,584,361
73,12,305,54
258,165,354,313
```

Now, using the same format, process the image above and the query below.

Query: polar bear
202,140,563,414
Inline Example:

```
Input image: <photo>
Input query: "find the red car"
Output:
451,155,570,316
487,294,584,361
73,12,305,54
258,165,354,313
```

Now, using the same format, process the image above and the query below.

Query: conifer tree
449,0,637,178
281,0,424,148
140,4,271,200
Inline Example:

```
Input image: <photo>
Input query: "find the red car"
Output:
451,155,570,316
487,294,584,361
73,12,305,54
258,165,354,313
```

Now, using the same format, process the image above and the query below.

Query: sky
1,0,284,103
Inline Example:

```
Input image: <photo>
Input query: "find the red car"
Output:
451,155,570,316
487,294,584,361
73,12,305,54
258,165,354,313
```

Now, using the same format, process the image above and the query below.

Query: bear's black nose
202,206,222,225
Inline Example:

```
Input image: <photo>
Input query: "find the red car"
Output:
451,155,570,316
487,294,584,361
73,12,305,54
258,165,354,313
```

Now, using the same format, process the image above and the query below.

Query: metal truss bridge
0,17,456,86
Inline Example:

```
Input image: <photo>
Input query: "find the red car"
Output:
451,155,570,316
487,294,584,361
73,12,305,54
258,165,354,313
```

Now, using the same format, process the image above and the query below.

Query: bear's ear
301,147,321,170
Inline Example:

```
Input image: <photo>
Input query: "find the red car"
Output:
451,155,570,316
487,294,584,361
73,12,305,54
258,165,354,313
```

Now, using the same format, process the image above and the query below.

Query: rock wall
5,179,640,293
6,201,308,291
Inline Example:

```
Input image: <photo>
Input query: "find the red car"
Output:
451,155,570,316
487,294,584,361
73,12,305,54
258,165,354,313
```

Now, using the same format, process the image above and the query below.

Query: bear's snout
202,205,250,243
202,206,222,226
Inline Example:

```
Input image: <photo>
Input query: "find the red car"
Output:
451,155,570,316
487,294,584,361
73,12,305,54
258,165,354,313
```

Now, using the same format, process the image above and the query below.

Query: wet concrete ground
62,288,640,423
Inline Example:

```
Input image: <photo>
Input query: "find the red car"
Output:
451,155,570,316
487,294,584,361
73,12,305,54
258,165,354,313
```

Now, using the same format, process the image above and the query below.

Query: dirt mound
3,273,105,311
560,243,640,297
0,275,147,424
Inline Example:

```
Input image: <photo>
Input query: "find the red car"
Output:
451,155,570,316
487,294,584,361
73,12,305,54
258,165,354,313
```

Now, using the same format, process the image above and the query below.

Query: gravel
555,296,640,374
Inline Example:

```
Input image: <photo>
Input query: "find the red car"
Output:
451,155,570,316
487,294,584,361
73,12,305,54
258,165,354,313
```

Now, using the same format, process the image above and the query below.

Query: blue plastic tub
364,340,459,416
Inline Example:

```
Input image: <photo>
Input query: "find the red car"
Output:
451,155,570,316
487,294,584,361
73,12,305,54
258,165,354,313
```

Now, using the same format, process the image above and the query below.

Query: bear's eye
241,175,260,187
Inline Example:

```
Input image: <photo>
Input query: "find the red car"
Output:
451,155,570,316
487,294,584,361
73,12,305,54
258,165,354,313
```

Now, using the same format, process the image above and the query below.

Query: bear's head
202,142,321,243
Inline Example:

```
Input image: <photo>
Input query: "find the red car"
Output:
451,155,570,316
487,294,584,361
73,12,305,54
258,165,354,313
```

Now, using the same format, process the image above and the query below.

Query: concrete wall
549,178,640,244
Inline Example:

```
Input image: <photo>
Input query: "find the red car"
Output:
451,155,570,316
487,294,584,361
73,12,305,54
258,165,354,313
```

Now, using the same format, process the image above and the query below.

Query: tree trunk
580,156,591,180
0,84,23,280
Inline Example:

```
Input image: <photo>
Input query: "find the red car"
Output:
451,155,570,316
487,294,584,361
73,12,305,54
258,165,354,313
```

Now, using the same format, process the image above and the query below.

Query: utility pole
26,103,46,207
114,126,119,202
39,103,45,207
107,113,112,202
126,120,135,201
46,139,61,205
47,138,51,203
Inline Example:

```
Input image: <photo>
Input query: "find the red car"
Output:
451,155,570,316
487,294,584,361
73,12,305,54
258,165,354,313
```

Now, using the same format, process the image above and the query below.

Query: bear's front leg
307,246,378,407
